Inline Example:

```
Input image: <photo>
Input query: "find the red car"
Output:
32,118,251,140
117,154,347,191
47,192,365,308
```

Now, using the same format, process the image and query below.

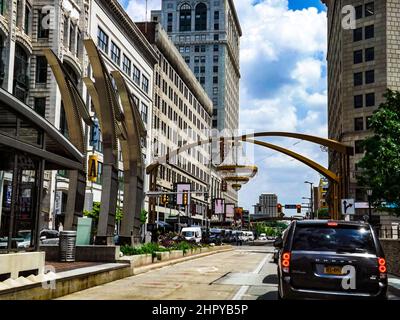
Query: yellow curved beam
246,139,339,183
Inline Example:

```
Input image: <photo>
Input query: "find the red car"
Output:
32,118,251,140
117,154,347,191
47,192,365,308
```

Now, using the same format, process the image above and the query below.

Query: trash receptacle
59,231,77,262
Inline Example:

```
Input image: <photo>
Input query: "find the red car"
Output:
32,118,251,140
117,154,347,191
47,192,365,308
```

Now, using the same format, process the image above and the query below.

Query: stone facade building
322,0,400,216
137,21,218,225
254,193,278,218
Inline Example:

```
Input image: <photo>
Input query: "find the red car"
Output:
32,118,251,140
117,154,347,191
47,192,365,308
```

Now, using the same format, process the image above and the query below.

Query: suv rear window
292,225,376,254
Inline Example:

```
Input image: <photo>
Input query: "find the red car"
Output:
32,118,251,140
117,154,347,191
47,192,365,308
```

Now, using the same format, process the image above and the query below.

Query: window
214,34,219,41
213,55,218,63
365,47,374,61
200,66,205,73
194,66,199,73
195,3,207,31
355,5,363,19
142,76,149,93
366,92,375,107
179,46,185,53
0,0,4,15
96,162,103,184
194,56,200,63
200,45,206,52
34,97,46,117
199,77,205,85
213,87,218,94
185,46,190,53
141,103,148,123
354,95,363,108
24,5,30,34
37,10,50,38
353,50,363,64
184,56,190,64
214,11,219,20
354,72,363,86
365,70,374,84
354,117,364,131
355,140,364,154
167,13,173,22
365,2,374,17
122,54,131,76
213,44,219,52
214,23,219,30
179,4,191,31
35,56,47,84
366,116,373,129
97,27,109,53
111,42,121,65
213,66,218,73
133,65,141,85
200,56,206,63
195,45,200,52
212,120,218,127
353,27,363,42
213,76,218,84
365,25,374,39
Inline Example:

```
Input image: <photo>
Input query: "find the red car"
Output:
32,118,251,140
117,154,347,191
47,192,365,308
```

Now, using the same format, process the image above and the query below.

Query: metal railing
379,225,400,240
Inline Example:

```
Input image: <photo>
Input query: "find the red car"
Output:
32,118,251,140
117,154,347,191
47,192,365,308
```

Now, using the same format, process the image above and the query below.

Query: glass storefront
0,89,84,254
0,148,41,252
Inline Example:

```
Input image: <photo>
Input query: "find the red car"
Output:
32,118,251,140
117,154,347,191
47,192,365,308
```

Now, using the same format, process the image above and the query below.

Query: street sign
341,199,355,215
285,205,298,209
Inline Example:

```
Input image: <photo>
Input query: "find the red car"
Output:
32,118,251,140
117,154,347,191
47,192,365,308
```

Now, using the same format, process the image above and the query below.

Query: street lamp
305,181,314,219
367,189,373,223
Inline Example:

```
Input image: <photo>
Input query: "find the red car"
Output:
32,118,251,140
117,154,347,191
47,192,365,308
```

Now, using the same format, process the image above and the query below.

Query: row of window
354,70,374,86
158,166,208,194
179,44,219,54
97,27,149,94
353,47,374,64
354,92,375,108
353,25,374,42
355,2,374,20
354,116,372,132
179,3,209,32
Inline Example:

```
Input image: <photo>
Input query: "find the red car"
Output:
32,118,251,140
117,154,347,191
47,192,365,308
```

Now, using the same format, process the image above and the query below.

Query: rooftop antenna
145,0,148,32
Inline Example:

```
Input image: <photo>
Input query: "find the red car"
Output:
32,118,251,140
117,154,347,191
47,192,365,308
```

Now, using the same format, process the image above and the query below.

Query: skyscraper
151,0,241,132
322,0,400,215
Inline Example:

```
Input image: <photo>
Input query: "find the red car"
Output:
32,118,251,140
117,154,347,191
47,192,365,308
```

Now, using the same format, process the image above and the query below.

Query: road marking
253,254,271,274
232,254,272,300
232,285,249,300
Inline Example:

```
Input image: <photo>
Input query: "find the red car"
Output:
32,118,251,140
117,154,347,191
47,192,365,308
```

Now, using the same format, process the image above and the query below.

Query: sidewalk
388,274,400,297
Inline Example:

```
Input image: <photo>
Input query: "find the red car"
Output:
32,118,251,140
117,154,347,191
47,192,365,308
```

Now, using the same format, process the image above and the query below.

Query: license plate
324,266,343,275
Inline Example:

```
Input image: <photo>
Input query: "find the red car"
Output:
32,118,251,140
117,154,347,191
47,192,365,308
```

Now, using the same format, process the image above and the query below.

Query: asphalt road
58,245,399,300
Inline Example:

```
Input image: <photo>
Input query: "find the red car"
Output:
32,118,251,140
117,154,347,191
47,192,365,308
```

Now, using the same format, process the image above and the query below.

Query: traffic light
161,194,169,205
182,192,188,206
277,204,282,214
296,204,302,214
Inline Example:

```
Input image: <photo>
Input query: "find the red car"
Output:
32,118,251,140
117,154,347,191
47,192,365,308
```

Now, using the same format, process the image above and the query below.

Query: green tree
139,209,148,225
357,89,400,215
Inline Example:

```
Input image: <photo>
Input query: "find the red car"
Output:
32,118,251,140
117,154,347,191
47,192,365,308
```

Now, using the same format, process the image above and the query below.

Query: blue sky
123,0,329,215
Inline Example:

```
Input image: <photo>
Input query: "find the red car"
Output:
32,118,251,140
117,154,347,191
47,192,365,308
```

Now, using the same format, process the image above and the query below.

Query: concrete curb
133,247,233,275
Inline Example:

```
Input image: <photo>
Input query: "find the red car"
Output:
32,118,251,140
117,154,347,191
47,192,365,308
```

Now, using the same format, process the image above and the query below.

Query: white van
245,231,255,241
181,227,202,243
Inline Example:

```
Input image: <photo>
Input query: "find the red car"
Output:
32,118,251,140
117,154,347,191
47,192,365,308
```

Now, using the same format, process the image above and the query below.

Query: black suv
274,220,388,300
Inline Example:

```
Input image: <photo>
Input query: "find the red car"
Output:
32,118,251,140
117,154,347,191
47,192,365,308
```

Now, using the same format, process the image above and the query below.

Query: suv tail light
378,258,387,278
281,252,291,273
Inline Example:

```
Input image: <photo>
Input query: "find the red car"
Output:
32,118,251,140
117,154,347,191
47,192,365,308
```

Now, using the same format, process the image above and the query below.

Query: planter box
192,248,201,255
169,250,184,260
155,251,170,262
119,254,152,267
200,247,210,253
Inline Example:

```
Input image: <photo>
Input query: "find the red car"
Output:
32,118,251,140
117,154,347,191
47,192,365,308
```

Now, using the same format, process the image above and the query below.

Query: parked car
244,231,254,241
181,227,202,243
275,220,388,300
259,233,267,241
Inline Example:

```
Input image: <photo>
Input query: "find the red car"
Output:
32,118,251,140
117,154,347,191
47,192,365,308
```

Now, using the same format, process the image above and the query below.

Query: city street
58,245,400,300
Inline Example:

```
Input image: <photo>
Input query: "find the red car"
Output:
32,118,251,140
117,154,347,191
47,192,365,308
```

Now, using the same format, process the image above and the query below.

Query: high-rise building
322,0,400,215
255,193,278,217
136,21,218,226
151,0,241,132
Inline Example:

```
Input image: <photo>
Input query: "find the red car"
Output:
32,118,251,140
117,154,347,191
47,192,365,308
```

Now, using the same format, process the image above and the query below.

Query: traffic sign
341,199,355,215
285,205,298,209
